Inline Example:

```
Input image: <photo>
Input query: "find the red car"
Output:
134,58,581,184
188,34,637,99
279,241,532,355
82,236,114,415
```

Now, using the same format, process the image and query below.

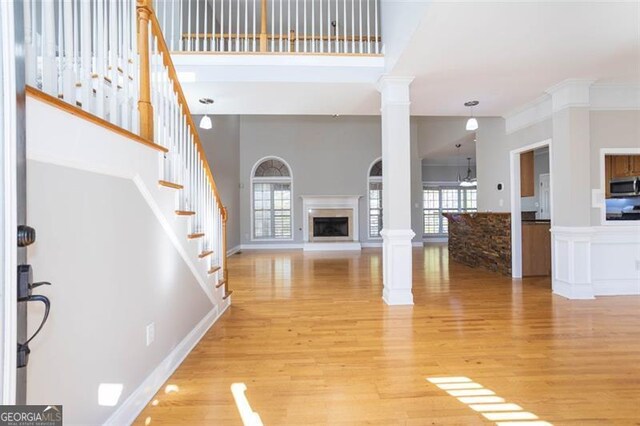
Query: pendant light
199,98,214,130
460,157,477,187
465,100,479,131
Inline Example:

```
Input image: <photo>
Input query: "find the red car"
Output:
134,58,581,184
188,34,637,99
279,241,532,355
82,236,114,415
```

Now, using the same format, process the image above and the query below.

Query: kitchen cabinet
630,155,640,175
610,155,640,178
605,156,613,198
522,222,551,277
520,151,535,197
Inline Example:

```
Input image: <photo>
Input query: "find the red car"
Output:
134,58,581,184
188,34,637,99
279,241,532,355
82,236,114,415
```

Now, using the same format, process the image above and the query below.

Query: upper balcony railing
152,0,382,55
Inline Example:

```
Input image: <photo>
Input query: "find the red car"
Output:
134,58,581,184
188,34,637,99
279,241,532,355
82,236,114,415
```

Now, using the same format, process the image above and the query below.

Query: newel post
137,0,154,141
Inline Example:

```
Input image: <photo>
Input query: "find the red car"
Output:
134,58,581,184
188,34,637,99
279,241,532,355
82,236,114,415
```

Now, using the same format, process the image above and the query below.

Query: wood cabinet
520,151,535,197
609,155,640,179
605,156,613,198
522,222,551,277
630,155,640,175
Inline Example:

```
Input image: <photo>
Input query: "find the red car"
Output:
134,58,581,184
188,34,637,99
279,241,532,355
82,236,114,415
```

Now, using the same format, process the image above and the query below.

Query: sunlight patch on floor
426,376,552,426
231,383,264,426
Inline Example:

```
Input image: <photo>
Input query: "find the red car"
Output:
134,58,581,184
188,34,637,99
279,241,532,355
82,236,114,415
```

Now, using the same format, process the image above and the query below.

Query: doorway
509,139,553,279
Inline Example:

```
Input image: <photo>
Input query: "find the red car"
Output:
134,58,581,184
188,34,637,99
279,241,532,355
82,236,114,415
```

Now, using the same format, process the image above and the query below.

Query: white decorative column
378,76,415,305
546,79,595,299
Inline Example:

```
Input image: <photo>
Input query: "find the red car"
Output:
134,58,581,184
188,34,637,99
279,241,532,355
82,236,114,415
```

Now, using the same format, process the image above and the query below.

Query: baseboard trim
227,245,241,256
104,301,230,426
240,243,303,250
423,237,448,243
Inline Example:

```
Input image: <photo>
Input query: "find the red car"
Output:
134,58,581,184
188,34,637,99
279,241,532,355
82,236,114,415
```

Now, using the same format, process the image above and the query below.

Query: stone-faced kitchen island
442,212,511,275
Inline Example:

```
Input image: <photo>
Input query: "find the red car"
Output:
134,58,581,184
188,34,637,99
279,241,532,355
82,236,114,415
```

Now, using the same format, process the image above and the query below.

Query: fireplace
313,217,349,237
301,195,362,250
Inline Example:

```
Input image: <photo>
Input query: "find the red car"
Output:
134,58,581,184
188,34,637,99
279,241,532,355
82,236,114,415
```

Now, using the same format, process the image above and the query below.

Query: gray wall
422,163,477,183
476,117,553,212
26,161,213,424
197,114,241,250
590,110,640,225
237,115,425,244
239,115,385,244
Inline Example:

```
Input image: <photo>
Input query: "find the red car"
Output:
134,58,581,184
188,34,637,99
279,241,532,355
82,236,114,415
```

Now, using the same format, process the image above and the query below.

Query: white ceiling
176,1,640,117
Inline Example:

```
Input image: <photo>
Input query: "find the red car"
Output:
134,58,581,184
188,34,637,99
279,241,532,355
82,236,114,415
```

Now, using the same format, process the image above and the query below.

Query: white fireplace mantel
300,195,362,250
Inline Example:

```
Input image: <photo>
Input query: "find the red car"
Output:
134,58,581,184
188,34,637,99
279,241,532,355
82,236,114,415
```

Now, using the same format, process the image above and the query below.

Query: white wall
197,114,241,251
25,97,228,424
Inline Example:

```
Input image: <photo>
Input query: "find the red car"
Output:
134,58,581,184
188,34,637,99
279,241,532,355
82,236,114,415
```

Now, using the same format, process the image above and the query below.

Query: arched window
368,159,383,238
251,158,292,239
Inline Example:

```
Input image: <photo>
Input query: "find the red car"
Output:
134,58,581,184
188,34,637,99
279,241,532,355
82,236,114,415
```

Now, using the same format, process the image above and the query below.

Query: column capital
545,79,596,113
377,75,414,106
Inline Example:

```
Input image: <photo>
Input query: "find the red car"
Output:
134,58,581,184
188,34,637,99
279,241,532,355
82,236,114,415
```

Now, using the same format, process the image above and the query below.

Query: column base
381,229,415,306
382,288,414,305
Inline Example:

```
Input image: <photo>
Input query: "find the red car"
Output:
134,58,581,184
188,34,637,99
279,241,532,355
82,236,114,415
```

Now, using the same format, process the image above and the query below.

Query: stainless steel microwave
610,176,640,198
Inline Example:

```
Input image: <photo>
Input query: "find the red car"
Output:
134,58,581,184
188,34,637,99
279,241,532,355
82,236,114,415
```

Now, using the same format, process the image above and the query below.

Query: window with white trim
252,158,292,239
368,160,383,238
423,186,477,235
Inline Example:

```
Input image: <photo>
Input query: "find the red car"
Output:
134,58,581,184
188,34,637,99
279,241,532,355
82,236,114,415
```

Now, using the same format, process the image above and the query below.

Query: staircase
23,0,231,299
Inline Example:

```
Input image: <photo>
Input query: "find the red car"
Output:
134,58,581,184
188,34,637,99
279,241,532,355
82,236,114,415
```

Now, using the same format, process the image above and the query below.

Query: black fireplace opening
313,217,349,237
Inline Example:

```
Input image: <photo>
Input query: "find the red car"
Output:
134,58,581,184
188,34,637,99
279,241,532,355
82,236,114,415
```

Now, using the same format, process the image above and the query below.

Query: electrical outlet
146,322,155,346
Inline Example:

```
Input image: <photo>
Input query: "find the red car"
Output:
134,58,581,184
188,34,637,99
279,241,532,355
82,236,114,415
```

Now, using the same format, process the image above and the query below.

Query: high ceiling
178,1,640,117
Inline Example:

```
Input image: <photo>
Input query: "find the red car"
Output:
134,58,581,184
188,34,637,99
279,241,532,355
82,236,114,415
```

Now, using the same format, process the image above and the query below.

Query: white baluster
366,0,370,53
303,0,306,52
374,0,378,53
279,0,283,52
24,0,35,86
343,0,347,53
295,0,299,52
236,0,240,52
61,0,74,102
195,0,200,51
319,0,323,53
359,0,362,53
228,0,232,51
253,0,256,51
287,0,290,52
335,0,339,53
327,0,331,53
311,0,314,53
351,0,354,53
245,0,249,52
187,0,192,51
271,0,275,51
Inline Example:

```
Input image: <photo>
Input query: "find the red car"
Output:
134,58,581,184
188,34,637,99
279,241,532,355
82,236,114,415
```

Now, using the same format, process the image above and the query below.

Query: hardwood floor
134,245,640,425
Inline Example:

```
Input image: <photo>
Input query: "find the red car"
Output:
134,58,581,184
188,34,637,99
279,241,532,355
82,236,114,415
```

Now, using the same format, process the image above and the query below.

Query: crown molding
545,78,596,112
503,94,552,134
504,81,640,134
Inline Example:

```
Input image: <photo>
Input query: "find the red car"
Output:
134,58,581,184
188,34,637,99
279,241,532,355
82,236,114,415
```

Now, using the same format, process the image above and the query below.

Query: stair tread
208,266,221,274
223,290,233,300
188,232,205,239
198,250,214,258
159,180,183,189
175,210,195,216
216,279,226,288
